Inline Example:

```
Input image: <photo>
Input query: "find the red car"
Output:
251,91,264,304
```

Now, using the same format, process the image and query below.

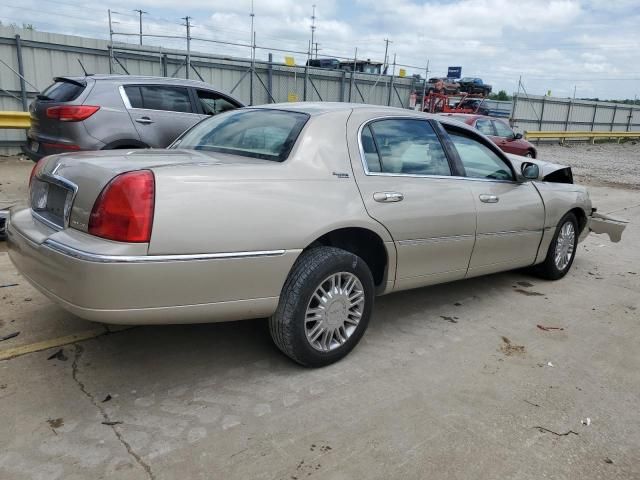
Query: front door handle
135,117,154,124
374,191,404,203
479,194,499,203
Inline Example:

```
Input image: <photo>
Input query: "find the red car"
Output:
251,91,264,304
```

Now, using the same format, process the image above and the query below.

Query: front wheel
533,213,578,280
269,247,375,367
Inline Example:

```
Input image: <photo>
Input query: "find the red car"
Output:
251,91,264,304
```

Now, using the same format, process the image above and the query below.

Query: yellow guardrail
0,111,31,129
525,130,640,143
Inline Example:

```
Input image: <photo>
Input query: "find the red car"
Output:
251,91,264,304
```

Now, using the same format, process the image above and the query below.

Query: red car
444,114,537,158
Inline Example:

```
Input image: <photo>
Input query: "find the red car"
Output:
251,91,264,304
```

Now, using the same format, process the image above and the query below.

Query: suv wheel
269,247,375,367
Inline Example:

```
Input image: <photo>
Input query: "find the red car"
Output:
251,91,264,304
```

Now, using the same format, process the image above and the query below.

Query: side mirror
513,132,523,140
521,162,539,180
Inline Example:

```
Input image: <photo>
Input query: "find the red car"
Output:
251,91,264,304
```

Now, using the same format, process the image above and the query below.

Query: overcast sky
2,0,639,99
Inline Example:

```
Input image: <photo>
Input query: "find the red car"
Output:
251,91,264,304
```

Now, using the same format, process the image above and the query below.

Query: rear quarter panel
148,110,394,255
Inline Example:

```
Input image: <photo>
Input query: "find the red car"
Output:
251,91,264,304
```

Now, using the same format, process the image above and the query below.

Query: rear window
40,80,85,102
172,109,309,162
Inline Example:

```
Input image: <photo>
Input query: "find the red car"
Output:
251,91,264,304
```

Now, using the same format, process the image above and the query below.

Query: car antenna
77,58,93,76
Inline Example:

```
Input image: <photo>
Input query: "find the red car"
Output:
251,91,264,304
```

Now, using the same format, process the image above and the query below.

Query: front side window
363,119,451,176
197,90,240,116
475,119,495,136
124,85,193,113
493,120,514,138
446,130,513,181
172,109,309,162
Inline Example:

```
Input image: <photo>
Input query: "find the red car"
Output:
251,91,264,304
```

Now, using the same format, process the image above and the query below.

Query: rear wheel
269,246,374,367
533,213,578,280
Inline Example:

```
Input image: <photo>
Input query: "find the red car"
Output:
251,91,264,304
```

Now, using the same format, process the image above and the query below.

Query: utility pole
382,38,391,75
421,60,429,111
108,9,114,73
182,16,192,79
310,5,316,62
249,1,255,105
133,9,147,45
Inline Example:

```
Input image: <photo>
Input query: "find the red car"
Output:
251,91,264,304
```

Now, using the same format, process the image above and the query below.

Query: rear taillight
29,159,45,188
46,105,100,122
88,170,155,243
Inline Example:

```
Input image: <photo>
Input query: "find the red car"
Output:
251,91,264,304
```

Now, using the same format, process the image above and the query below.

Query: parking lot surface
1,150,639,479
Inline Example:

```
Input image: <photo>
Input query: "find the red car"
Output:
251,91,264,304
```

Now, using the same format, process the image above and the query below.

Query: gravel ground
536,142,640,189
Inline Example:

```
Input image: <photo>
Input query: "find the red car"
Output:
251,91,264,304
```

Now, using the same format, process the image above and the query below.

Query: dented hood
506,153,574,183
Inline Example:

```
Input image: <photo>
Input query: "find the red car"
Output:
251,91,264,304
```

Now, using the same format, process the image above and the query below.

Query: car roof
58,74,218,89
249,103,480,132
441,113,504,122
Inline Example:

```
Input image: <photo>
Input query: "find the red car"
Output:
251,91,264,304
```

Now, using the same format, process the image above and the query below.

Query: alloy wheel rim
304,272,365,352
554,221,575,271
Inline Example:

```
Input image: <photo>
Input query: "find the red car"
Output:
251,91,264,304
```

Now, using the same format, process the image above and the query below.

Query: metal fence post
591,104,597,131
14,35,28,111
387,54,396,106
610,105,617,131
564,99,572,132
626,107,633,131
162,54,168,77
510,94,518,126
267,53,273,103
340,70,346,102
538,97,546,131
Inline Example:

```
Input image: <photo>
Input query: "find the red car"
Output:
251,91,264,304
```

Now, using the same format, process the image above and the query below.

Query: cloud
1,0,639,98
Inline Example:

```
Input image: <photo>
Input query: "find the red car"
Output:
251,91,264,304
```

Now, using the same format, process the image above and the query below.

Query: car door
121,84,200,147
491,119,526,155
347,114,477,291
442,124,545,277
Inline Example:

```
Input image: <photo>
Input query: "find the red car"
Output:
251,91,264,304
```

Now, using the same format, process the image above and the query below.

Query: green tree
489,90,511,101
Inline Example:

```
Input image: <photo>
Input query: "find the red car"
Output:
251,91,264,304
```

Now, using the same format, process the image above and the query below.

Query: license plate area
31,179,74,230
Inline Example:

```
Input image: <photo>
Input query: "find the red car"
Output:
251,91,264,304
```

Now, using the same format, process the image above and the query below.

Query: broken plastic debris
547,362,554,367
582,418,591,426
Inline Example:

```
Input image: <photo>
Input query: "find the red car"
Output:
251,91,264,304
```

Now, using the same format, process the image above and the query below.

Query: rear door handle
374,191,404,203
135,117,154,124
479,194,499,203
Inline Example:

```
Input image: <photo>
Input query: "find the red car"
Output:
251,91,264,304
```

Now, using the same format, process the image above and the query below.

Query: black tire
269,246,375,367
533,212,578,280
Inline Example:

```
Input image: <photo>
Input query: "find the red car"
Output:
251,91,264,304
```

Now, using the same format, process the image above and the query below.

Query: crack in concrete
71,344,155,480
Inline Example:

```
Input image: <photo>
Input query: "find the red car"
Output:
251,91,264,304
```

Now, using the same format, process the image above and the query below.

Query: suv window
124,85,193,113
475,119,495,136
446,130,513,181
365,119,451,176
40,80,84,102
493,120,514,138
196,90,239,116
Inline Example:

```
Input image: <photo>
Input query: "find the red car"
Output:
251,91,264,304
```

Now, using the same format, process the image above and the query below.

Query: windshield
171,109,309,162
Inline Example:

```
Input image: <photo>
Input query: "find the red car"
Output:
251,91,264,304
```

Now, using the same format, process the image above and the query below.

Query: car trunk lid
30,149,269,233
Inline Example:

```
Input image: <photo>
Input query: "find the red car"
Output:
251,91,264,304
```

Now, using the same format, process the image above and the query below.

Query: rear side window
40,81,85,102
124,85,193,113
364,119,451,176
172,109,309,162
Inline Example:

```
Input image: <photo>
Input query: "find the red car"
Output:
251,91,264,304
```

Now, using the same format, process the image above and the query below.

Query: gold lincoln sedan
7,103,625,366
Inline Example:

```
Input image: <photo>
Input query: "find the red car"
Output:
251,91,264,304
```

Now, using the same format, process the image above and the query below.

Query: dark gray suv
23,75,244,161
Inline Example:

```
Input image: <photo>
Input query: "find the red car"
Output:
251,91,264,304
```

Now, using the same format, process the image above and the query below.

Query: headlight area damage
507,154,628,242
